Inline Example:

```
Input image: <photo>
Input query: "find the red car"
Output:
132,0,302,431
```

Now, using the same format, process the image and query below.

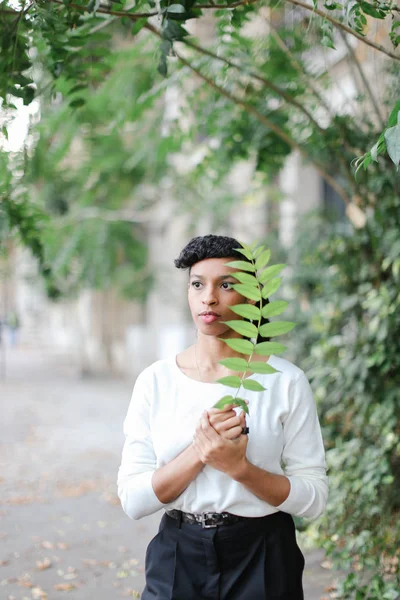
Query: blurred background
0,1,399,598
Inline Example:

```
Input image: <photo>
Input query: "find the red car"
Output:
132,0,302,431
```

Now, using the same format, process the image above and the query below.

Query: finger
222,425,244,440
208,410,237,427
208,409,236,419
208,405,238,415
201,412,221,442
215,415,242,431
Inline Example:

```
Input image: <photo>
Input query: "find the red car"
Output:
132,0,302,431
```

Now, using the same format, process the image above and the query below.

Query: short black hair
174,234,248,271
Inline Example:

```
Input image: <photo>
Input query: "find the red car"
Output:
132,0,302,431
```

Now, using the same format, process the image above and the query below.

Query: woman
118,234,328,600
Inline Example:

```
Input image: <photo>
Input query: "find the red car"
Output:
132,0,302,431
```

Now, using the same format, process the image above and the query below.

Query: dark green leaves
384,112,400,167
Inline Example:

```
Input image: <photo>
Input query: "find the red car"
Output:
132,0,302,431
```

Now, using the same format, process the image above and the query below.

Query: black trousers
141,511,304,600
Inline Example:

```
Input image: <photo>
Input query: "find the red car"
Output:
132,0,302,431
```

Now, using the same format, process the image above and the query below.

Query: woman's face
188,257,251,338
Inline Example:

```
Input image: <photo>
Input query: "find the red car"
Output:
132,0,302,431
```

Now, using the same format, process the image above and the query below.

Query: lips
199,311,221,324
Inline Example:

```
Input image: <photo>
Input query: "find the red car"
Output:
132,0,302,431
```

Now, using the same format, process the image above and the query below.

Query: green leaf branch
213,242,296,414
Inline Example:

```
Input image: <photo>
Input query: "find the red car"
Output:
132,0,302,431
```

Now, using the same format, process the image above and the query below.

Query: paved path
0,348,337,600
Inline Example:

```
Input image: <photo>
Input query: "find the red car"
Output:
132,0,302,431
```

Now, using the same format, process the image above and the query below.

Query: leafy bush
290,199,400,598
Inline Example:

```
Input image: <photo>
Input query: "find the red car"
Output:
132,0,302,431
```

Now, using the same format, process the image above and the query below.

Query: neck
195,332,242,367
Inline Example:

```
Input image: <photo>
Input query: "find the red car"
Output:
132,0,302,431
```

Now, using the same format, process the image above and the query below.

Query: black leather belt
166,509,247,529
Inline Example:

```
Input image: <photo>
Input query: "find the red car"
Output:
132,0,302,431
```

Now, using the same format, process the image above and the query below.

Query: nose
202,287,217,306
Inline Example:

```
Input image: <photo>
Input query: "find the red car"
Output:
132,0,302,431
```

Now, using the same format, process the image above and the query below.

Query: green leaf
235,246,253,260
234,398,249,414
221,338,254,355
87,0,101,13
254,341,286,355
224,260,256,272
216,375,242,388
384,124,400,167
229,303,261,320
259,264,286,283
223,320,258,337
232,272,258,286
261,300,288,318
255,249,271,270
213,395,235,409
253,245,265,258
242,378,266,392
261,278,281,299
167,4,186,13
219,357,249,371
132,18,147,35
387,101,400,127
69,98,86,108
259,321,296,337
213,395,249,414
232,283,261,301
248,361,279,374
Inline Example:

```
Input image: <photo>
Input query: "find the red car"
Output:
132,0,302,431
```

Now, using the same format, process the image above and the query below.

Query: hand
207,404,247,440
192,411,248,479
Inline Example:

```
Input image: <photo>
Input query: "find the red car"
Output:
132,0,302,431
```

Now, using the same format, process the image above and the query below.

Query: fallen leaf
54,583,76,591
36,559,52,571
116,571,129,579
56,543,69,550
41,542,54,550
31,586,48,599
18,575,34,588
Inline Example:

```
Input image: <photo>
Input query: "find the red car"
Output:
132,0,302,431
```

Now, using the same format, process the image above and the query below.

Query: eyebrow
189,274,236,280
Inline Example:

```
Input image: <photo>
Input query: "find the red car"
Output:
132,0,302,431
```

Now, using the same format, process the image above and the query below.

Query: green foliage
289,199,400,597
213,241,295,409
355,101,400,171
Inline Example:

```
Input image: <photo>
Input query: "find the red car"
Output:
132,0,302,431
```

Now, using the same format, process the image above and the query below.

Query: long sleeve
276,372,328,519
117,370,166,520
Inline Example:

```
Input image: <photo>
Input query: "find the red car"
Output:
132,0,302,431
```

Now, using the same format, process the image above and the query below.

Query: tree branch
173,48,353,207
182,37,323,132
46,0,260,19
285,0,400,61
53,207,149,226
180,36,359,195
41,0,400,61
339,30,385,129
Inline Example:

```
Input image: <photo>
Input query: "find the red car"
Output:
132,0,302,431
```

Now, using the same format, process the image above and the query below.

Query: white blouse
117,355,328,521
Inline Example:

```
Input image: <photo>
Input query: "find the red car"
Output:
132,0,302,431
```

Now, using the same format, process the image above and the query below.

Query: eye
221,281,234,290
191,281,202,289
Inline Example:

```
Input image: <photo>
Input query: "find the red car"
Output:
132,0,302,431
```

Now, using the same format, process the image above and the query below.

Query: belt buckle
201,512,217,529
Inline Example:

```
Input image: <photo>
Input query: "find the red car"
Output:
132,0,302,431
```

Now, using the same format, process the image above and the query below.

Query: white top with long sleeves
117,355,328,521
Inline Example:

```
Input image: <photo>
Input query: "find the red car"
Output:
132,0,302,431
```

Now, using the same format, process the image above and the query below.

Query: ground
0,347,338,600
